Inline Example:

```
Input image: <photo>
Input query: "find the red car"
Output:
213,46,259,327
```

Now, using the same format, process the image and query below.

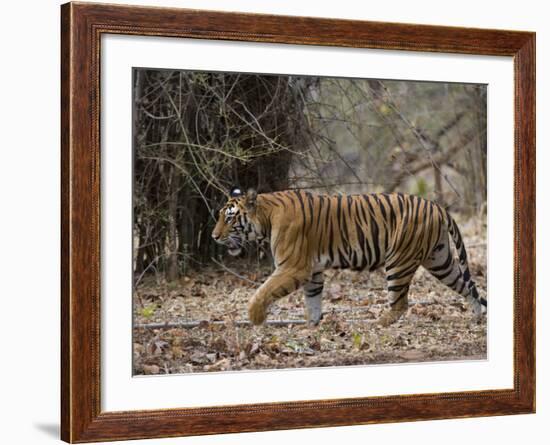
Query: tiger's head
211,187,259,256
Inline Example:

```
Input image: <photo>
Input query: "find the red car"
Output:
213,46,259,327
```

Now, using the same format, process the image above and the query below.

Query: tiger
211,187,487,326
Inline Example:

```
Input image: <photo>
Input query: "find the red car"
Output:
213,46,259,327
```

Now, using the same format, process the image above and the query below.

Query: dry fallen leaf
205,358,231,372
133,241,487,375
142,364,160,375
171,346,183,359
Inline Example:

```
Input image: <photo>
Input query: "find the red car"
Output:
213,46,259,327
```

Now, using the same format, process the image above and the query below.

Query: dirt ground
133,220,487,375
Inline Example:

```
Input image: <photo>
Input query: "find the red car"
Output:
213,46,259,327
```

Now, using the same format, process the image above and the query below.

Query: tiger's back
264,191,443,272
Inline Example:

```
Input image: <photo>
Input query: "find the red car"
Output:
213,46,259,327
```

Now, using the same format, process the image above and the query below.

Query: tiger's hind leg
378,260,420,327
423,237,487,315
303,271,324,325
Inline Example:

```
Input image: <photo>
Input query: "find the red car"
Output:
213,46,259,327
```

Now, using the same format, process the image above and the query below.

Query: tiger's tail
446,211,487,314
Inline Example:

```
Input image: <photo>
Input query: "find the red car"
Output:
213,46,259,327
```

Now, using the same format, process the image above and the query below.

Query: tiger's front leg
248,268,311,325
303,271,324,325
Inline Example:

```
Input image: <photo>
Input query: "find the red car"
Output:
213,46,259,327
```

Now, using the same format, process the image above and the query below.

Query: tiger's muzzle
212,232,243,256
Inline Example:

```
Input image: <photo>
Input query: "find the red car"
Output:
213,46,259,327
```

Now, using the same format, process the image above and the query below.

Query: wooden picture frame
61,2,535,442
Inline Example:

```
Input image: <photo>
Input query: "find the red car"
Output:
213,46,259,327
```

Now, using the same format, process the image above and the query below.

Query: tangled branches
133,70,487,282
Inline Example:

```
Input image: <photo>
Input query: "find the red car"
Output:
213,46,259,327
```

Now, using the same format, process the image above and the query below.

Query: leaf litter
133,229,487,375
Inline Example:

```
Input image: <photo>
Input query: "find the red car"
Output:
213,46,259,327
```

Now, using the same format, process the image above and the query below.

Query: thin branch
211,257,260,285
134,319,308,329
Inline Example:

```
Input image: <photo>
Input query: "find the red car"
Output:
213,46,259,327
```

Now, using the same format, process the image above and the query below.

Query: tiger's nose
212,233,220,241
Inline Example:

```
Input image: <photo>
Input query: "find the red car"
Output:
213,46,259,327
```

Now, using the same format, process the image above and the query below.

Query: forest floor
133,220,487,375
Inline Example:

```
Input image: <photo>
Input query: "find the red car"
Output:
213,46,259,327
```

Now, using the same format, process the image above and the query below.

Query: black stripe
277,255,291,267
387,262,419,281
293,190,306,220
336,195,343,221
430,252,453,272
453,220,463,249
355,220,365,253
390,288,408,305
317,195,324,225
459,247,467,264
381,194,395,229
370,217,381,269
337,249,349,268
396,193,404,215
272,195,288,209
305,286,324,295
388,284,408,292
325,197,332,228
340,206,350,248
328,220,334,263
351,250,358,269
306,192,315,222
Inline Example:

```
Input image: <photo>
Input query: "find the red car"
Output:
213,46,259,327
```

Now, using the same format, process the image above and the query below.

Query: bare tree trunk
132,69,144,276
134,223,147,275
166,165,180,282
474,89,487,207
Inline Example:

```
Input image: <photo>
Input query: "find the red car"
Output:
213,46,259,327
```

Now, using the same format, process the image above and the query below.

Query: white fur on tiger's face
211,189,259,257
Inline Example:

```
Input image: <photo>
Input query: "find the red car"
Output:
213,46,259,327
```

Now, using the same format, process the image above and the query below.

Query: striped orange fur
212,188,486,326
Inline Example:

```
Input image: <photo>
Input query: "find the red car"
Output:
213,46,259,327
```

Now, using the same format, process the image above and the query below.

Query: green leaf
352,332,363,349
415,178,428,197
140,304,157,319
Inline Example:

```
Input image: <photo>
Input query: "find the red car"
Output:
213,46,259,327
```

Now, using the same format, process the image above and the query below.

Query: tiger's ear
230,187,243,198
244,188,257,211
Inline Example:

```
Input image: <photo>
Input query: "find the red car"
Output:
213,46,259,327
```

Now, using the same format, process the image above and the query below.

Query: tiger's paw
377,309,406,327
306,313,323,327
305,306,323,326
377,315,395,328
248,298,267,325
